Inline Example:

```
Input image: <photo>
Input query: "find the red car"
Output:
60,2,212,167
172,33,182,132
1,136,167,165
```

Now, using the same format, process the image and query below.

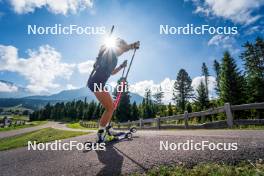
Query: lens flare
104,36,116,48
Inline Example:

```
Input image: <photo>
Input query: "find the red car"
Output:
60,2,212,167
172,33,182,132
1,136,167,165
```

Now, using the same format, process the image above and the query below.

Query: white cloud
9,0,93,15
0,44,75,93
66,84,78,90
208,34,240,55
208,35,226,46
78,60,94,74
190,0,264,25
191,76,217,99
129,76,217,104
0,82,18,92
208,34,234,49
130,78,175,104
245,25,264,35
194,5,210,16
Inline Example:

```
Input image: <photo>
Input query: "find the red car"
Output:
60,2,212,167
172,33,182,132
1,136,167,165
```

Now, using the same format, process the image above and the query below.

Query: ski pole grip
110,25,114,35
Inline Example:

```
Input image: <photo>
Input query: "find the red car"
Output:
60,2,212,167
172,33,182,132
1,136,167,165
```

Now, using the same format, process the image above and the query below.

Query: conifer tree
173,69,194,112
153,86,164,105
241,37,264,102
202,62,209,99
131,101,139,121
153,86,164,116
195,81,209,111
168,102,173,116
142,89,155,118
114,78,131,122
219,51,245,104
213,60,221,95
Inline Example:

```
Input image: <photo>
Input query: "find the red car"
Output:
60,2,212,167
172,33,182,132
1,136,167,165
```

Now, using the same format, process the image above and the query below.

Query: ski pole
121,65,126,78
125,48,137,79
113,49,137,109
113,82,125,109
110,25,114,36
113,66,126,110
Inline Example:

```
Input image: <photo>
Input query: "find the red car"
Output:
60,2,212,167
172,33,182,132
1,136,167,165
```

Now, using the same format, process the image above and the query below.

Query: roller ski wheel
130,127,137,133
125,132,133,140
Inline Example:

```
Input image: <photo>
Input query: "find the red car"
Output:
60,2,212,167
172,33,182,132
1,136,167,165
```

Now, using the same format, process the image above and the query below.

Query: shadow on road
113,146,147,171
96,142,124,176
95,137,147,176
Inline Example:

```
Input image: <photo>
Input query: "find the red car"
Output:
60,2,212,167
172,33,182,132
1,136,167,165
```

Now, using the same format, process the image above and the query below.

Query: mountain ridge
0,81,143,109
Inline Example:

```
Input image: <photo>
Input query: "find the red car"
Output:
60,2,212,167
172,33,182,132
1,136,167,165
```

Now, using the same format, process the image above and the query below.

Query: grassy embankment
66,122,98,130
0,127,88,150
132,161,264,176
0,115,29,121
0,121,48,132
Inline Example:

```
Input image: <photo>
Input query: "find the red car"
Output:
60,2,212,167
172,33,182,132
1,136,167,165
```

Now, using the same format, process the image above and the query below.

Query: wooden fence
116,102,264,130
80,121,98,128
0,120,26,128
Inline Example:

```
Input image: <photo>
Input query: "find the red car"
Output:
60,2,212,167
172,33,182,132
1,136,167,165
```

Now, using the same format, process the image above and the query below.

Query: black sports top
87,48,117,91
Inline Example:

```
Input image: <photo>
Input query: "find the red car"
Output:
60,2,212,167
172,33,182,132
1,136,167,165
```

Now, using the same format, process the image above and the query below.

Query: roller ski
106,125,137,141
83,126,137,152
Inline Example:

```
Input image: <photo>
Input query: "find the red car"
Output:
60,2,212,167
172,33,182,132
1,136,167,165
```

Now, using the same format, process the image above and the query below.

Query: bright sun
104,36,116,48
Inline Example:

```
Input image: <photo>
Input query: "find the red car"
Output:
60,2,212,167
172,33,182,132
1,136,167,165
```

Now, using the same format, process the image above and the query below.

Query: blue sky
0,0,263,101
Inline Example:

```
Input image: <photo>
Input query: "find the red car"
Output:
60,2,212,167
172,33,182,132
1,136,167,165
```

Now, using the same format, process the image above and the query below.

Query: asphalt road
1,130,264,176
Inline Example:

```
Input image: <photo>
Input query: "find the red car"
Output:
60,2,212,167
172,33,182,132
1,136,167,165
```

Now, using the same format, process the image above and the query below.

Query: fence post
224,103,233,128
201,115,205,123
139,118,143,129
184,111,189,128
156,117,160,130
118,122,120,129
128,120,131,129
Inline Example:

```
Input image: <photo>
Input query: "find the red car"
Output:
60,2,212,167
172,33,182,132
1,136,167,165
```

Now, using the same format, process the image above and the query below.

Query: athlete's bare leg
94,91,114,127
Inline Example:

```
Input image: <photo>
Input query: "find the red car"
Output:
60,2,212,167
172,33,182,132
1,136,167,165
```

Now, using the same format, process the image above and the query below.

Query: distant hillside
24,87,94,101
24,87,143,103
0,80,32,98
0,98,60,110
0,81,143,110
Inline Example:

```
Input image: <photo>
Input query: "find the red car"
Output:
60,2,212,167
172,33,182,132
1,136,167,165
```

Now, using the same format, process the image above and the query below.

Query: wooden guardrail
80,121,98,128
0,120,26,128
116,102,264,130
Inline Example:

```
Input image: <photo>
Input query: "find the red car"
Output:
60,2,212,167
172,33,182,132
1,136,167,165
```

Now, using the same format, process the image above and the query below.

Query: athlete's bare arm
111,60,127,75
111,41,139,75
115,41,140,56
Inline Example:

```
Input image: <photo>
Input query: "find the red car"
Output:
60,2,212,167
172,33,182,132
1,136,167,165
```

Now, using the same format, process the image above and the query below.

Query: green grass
132,162,264,176
1,104,32,111
67,122,89,129
67,122,98,130
11,115,29,121
0,115,29,121
232,125,264,130
0,127,88,151
0,121,47,132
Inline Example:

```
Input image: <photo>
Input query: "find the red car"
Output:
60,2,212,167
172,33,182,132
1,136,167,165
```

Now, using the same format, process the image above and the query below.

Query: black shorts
87,69,110,92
